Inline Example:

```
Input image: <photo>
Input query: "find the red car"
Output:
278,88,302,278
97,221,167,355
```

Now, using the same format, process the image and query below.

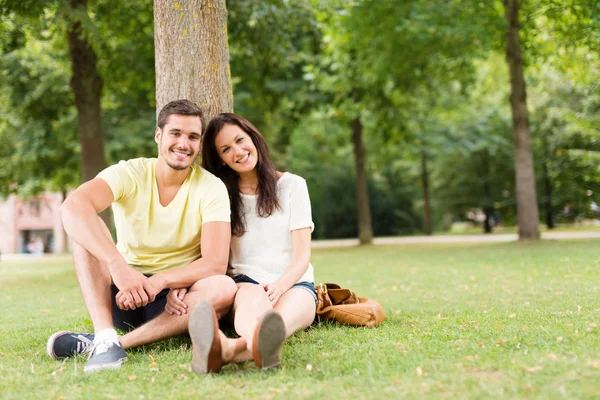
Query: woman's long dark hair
201,113,280,236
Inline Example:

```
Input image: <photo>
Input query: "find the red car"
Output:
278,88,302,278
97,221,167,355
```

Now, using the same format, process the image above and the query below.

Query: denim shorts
232,274,318,304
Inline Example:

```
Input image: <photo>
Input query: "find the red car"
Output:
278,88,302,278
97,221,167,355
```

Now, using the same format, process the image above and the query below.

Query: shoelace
73,335,94,354
87,340,116,360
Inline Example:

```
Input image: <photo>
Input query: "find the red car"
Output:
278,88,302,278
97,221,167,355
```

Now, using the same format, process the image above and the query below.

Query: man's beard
166,159,194,171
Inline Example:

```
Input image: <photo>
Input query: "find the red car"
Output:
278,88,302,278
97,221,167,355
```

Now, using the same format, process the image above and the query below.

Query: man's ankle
94,328,119,345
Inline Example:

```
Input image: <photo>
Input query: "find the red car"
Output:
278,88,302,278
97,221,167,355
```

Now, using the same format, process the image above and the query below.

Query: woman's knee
189,275,238,304
234,284,272,310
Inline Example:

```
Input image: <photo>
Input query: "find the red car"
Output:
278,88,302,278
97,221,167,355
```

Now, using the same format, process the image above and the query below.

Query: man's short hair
157,100,205,131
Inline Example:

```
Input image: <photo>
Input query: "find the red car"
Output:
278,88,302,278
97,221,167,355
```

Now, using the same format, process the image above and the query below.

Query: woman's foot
252,310,286,369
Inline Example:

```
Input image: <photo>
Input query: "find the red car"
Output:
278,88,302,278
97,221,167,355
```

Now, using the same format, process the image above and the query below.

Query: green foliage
0,17,79,196
227,0,322,159
286,111,420,238
530,58,600,221
1,0,598,236
0,0,156,197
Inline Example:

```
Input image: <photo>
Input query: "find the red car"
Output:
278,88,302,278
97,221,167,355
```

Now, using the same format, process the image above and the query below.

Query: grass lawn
1,240,599,399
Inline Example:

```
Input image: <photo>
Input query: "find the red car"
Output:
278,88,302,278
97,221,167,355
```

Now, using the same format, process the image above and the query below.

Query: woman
167,113,317,371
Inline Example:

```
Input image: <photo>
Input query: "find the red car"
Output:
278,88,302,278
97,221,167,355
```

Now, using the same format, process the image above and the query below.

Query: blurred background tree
0,0,598,241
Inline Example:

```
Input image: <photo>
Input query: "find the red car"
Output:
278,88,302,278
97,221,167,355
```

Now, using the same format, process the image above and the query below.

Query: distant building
0,193,67,255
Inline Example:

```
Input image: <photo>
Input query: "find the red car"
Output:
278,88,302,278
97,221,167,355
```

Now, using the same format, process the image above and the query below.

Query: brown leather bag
316,283,386,327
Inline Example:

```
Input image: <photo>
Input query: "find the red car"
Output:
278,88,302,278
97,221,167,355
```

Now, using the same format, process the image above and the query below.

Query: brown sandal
189,300,223,373
252,310,286,370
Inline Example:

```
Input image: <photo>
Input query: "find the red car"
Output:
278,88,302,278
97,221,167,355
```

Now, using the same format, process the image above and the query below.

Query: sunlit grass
1,240,599,399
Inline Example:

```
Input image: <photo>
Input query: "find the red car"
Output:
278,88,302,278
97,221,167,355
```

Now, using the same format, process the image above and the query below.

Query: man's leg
47,218,125,368
118,275,244,361
71,226,114,333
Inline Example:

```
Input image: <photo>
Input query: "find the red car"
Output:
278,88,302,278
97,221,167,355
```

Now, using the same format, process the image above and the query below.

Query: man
47,100,245,373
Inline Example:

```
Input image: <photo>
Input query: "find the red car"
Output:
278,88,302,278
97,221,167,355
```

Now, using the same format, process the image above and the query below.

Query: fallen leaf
589,360,600,369
128,375,137,381
51,366,66,376
495,340,506,346
148,354,158,367
151,377,155,383
556,336,563,342
525,366,543,373
508,313,516,319
416,366,423,376
546,353,559,360
478,342,485,348
306,364,313,371
586,322,597,328
464,355,475,361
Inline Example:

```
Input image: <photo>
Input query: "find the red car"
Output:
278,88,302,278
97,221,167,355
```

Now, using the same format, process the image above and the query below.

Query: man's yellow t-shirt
97,158,230,274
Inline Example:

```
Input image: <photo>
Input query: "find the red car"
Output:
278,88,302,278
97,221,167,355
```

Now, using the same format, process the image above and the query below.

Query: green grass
1,240,600,399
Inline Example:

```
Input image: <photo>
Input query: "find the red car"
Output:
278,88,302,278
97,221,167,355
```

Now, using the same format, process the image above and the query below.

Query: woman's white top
228,172,315,284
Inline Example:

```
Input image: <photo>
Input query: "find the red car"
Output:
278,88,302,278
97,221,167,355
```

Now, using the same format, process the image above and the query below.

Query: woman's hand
263,282,285,306
165,288,188,316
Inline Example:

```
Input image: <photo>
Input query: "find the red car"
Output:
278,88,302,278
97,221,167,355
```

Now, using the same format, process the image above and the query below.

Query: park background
1,1,600,399
0,0,599,252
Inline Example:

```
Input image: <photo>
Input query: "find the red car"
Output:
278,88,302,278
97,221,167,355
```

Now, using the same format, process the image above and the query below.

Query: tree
154,0,232,119
227,0,321,159
503,0,540,240
310,0,500,241
68,0,107,184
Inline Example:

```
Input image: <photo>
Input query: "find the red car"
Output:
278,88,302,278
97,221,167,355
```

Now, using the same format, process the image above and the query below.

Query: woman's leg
230,284,315,366
231,283,273,360
274,287,316,337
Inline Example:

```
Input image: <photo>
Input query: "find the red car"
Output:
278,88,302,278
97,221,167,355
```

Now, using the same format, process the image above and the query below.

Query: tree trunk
154,0,233,121
503,0,540,240
68,0,112,228
420,147,432,235
481,151,494,234
351,118,373,245
542,158,554,229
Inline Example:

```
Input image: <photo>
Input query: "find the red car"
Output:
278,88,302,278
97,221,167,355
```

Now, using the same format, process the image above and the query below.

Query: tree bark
503,0,540,240
542,157,554,229
420,147,432,235
154,0,233,121
481,152,494,234
68,0,111,228
351,118,373,245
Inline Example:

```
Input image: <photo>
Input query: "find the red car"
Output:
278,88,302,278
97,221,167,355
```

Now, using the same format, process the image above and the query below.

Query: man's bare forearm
150,257,228,290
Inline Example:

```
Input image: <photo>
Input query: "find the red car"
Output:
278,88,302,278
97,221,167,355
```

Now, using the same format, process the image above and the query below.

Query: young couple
47,100,316,373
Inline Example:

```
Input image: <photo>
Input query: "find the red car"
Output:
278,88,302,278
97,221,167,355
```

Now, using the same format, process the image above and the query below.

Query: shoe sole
189,301,222,374
46,330,74,360
252,311,286,370
83,357,127,373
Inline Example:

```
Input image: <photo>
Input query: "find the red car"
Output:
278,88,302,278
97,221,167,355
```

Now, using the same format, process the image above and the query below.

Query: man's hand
111,260,157,310
165,288,189,316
